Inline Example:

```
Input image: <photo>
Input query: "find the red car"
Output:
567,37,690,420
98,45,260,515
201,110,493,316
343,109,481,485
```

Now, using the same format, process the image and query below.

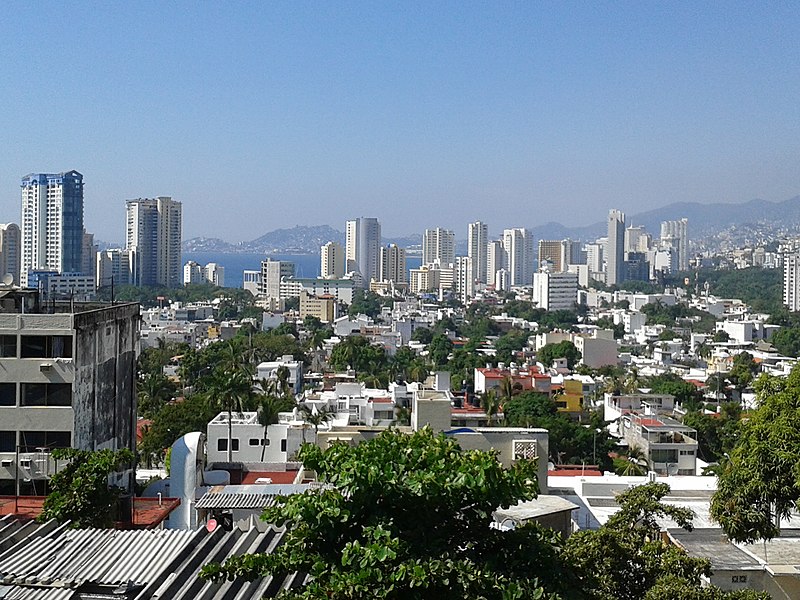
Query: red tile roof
240,470,298,485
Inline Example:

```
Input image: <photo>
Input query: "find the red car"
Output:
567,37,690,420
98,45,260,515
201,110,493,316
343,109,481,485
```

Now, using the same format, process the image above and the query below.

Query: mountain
183,196,800,253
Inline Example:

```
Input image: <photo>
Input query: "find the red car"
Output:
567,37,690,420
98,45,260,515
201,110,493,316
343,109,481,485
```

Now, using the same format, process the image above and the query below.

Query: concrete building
409,265,441,295
20,171,84,287
454,256,474,303
260,259,295,299
0,223,20,285
784,250,800,311
242,269,261,296
206,412,304,464
27,271,96,300
183,260,204,285
422,227,455,267
96,248,134,288
0,290,139,495
379,244,407,284
537,240,572,273
299,290,337,323
345,217,381,285
126,196,182,287
660,218,689,271
468,221,488,283
607,209,626,286
279,277,354,304
533,271,579,311
321,241,346,279
81,230,97,283
619,412,698,475
257,355,304,395
487,240,506,284
204,262,225,287
502,228,534,286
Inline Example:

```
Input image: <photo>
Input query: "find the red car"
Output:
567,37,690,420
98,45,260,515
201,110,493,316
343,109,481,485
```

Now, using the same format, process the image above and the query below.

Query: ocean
184,252,423,288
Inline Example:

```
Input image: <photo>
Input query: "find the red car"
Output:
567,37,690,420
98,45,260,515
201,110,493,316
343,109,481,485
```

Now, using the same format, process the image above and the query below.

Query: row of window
0,335,73,359
0,383,71,407
0,430,71,452
216,437,287,452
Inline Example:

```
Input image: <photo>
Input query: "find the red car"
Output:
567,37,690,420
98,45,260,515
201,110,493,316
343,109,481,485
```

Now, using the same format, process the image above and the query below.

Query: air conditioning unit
40,363,53,372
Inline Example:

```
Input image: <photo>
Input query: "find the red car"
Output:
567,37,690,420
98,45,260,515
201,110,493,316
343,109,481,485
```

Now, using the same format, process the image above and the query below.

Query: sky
0,2,798,242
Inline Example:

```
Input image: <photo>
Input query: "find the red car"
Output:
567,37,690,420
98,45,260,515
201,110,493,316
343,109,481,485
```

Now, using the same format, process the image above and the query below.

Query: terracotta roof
240,471,298,485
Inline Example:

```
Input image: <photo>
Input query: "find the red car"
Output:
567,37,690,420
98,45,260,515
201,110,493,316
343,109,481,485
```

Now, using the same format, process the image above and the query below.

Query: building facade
125,197,182,287
321,241,346,279
379,244,407,284
502,228,534,286
467,221,488,284
260,259,295,299
422,227,455,267
345,218,381,285
20,171,84,287
96,248,134,288
0,223,20,285
606,209,626,286
660,218,689,271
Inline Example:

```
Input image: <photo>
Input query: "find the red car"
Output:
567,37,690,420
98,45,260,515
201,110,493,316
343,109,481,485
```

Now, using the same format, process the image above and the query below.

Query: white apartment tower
468,221,488,284
261,259,295,299
183,261,204,285
486,240,506,285
320,241,346,279
125,197,182,288
204,263,225,287
784,251,800,311
423,227,455,267
20,171,84,287
454,256,474,303
607,210,626,286
0,223,21,285
96,248,134,288
345,218,381,286
502,228,534,286
660,218,689,271
379,244,407,284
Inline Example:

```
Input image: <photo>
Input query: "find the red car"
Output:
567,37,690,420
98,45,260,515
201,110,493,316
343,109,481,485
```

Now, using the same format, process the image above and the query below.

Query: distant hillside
184,196,800,253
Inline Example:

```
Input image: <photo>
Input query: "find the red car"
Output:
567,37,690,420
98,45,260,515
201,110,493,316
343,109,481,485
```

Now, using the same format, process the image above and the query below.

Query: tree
39,448,136,528
428,333,454,367
648,372,701,408
137,372,176,419
537,341,581,369
206,368,258,462
480,389,501,425
411,327,433,345
563,483,767,600
139,394,216,465
258,394,296,460
711,365,800,542
329,335,388,374
348,289,383,319
200,428,550,599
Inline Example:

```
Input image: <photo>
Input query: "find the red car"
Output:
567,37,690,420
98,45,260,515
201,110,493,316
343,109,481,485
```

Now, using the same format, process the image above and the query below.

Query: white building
784,251,800,311
0,223,21,285
487,240,506,284
454,256,474,303
260,258,295,299
183,261,204,285
321,241,346,279
468,221,488,284
206,412,305,464
20,171,85,287
126,196,182,288
607,209,626,286
96,248,134,288
533,271,579,311
204,262,225,287
660,218,689,271
502,228,534,286
345,217,381,286
422,227,455,267
242,269,261,296
256,355,304,394
279,277,355,304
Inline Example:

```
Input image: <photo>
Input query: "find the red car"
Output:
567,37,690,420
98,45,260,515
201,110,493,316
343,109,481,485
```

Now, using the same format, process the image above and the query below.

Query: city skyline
1,4,798,242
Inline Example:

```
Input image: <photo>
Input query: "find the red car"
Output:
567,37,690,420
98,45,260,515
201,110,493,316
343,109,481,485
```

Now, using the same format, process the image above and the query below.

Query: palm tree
257,394,295,461
137,373,173,418
615,445,649,477
407,362,429,384
206,369,257,462
481,390,500,426
301,405,333,437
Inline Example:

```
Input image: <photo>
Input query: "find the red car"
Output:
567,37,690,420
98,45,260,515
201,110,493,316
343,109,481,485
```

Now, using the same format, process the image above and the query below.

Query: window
679,450,695,456
0,430,14,452
249,438,261,446
0,383,15,406
0,335,16,357
18,430,70,451
217,438,227,452
231,438,239,452
280,439,287,452
732,575,747,583
21,335,72,359
21,383,71,407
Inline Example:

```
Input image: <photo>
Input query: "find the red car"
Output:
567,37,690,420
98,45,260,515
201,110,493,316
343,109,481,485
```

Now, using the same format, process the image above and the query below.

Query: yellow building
300,290,336,323
557,379,585,416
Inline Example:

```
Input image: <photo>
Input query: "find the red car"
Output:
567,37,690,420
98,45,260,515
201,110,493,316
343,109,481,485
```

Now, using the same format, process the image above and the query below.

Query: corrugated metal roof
0,585,74,600
0,528,198,588
196,493,278,510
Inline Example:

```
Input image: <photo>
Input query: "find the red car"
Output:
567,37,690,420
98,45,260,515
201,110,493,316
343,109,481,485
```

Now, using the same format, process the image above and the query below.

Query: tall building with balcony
260,258,295,299
320,241,345,279
468,221,488,284
487,240,506,285
0,223,21,285
125,197,182,287
379,244,407,284
345,218,381,285
660,218,689,271
423,227,455,267
502,228,533,286
0,290,139,495
96,248,134,288
20,171,84,287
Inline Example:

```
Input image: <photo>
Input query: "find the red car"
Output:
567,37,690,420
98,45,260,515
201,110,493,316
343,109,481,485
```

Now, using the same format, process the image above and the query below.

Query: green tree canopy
537,341,582,369
201,428,551,599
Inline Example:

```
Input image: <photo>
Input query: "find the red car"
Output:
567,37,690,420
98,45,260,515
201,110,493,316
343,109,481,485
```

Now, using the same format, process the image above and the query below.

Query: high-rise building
537,239,577,273
533,271,579,311
467,222,488,283
125,197,182,287
660,218,689,271
606,210,626,286
204,263,225,287
784,251,800,311
81,230,97,283
0,223,21,285
486,240,506,285
423,227,455,267
96,248,134,288
321,241,346,279
183,261,203,285
379,244,407,284
260,258,295,299
502,228,534,286
20,171,84,287
454,256,474,303
625,226,650,254
345,218,381,285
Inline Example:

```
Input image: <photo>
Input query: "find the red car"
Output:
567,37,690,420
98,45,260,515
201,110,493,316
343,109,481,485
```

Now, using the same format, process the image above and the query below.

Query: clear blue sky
1,2,798,242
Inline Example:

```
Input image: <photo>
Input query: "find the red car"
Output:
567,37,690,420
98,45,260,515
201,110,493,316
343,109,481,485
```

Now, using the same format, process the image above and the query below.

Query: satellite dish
1,274,12,286
667,463,679,476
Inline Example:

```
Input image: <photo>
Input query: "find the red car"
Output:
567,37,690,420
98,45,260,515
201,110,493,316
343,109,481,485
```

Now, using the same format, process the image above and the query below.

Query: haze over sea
184,252,423,288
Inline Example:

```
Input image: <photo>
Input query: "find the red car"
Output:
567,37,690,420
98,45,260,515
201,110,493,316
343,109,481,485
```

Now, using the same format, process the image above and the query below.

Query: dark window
280,439,287,452
0,383,15,406
249,438,261,446
18,430,70,452
21,335,72,359
21,383,72,407
0,430,15,452
217,438,227,452
231,438,240,452
0,335,16,357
